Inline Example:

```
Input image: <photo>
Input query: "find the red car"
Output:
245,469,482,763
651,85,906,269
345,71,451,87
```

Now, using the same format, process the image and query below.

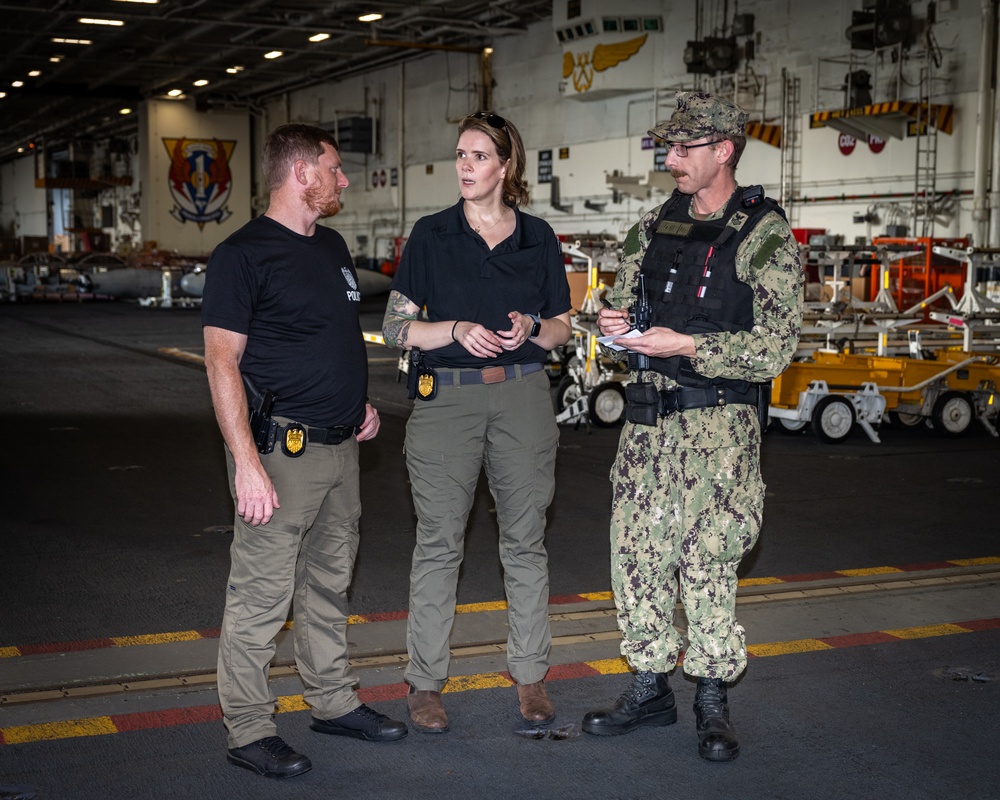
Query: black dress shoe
311,704,408,742
227,736,312,779
582,671,677,735
694,678,739,761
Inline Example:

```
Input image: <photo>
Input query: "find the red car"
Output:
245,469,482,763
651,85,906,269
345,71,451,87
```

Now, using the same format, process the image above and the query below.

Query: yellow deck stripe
748,638,834,657
441,673,511,692
586,657,631,675
111,631,203,647
738,576,784,586
455,601,508,614
882,623,969,639
949,557,1000,566
2,717,118,745
0,647,21,659
578,591,614,601
836,567,903,577
276,695,310,713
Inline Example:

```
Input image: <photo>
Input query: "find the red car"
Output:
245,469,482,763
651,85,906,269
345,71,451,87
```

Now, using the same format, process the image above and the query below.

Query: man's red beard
305,186,341,218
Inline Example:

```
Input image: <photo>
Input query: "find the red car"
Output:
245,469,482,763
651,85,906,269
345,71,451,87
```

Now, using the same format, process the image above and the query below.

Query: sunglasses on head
471,111,508,131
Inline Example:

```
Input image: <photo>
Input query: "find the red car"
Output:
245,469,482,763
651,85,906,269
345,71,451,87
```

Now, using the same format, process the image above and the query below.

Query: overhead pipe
972,0,996,246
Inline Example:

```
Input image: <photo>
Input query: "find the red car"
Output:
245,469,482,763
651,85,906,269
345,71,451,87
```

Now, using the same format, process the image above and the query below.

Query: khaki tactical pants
218,432,362,748
403,368,558,690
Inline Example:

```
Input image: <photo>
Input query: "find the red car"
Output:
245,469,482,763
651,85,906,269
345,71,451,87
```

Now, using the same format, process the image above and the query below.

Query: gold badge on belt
417,370,437,400
281,424,307,457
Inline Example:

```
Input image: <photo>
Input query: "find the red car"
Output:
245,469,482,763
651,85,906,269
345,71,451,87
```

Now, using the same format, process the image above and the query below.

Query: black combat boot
694,677,740,761
582,671,677,735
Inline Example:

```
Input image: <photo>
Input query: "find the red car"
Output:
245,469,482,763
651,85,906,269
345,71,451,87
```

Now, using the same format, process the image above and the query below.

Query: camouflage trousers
609,423,763,682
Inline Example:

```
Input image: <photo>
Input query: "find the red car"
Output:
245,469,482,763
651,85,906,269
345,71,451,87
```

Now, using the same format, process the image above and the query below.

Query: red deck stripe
818,631,901,647
18,638,116,655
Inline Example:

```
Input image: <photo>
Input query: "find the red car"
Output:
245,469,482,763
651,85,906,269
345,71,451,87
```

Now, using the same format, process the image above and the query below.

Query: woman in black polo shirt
382,112,572,734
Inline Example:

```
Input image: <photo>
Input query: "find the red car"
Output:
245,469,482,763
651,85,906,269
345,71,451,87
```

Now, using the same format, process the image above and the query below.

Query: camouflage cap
649,91,748,142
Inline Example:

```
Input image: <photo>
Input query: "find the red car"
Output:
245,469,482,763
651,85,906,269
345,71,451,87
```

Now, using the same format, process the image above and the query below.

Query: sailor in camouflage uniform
581,92,803,761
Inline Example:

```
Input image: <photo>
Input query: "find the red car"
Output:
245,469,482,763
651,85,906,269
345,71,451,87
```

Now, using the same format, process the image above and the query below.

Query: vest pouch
625,381,660,426
676,316,721,387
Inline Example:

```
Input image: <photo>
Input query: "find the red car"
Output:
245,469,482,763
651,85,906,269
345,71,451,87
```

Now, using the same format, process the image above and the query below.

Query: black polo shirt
391,200,571,369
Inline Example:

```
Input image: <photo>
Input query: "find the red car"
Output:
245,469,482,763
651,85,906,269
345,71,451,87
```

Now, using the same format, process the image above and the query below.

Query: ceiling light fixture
309,33,330,42
28,70,41,77
11,81,24,88
49,56,63,62
78,18,125,26
51,38,92,45
193,79,209,87
264,50,284,59
0,92,6,99
166,88,183,97
358,13,383,23
120,107,132,114
225,65,244,74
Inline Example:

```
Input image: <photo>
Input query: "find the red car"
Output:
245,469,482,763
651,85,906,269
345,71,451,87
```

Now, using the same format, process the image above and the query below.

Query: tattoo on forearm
382,290,417,348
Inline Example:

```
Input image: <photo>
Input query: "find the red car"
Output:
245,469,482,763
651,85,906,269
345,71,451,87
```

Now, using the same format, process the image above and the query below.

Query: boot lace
255,736,295,758
695,680,726,715
619,672,656,705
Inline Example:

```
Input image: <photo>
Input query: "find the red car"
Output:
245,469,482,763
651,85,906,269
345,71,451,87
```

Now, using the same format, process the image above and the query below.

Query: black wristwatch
526,313,541,339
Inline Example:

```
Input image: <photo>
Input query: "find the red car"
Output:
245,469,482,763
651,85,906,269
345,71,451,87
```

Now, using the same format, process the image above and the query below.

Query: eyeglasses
667,141,716,157
471,111,508,131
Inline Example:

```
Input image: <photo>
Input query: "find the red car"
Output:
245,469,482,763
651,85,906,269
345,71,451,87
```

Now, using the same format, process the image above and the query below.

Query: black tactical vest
638,185,782,388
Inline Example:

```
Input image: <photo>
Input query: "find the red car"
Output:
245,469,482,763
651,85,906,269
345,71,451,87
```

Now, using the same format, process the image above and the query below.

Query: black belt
436,362,544,386
658,384,759,414
278,422,358,445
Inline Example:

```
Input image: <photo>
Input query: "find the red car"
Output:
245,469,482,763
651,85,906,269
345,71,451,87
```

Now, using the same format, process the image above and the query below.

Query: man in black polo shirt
202,123,406,780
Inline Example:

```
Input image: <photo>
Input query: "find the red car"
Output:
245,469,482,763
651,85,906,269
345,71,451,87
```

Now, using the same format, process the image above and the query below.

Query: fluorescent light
78,18,125,26
193,79,209,87
0,92,6,99
11,81,23,88
167,88,183,97
28,70,41,77
226,65,244,74
358,13,383,23
120,108,132,115
49,56,63,62
309,32,330,42
51,38,92,45
264,50,283,59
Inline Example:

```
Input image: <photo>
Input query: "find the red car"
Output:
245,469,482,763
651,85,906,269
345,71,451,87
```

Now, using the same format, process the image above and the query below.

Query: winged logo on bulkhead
563,34,647,93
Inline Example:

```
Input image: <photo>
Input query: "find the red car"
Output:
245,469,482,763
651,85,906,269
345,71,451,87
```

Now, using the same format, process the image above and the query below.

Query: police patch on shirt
342,267,361,302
